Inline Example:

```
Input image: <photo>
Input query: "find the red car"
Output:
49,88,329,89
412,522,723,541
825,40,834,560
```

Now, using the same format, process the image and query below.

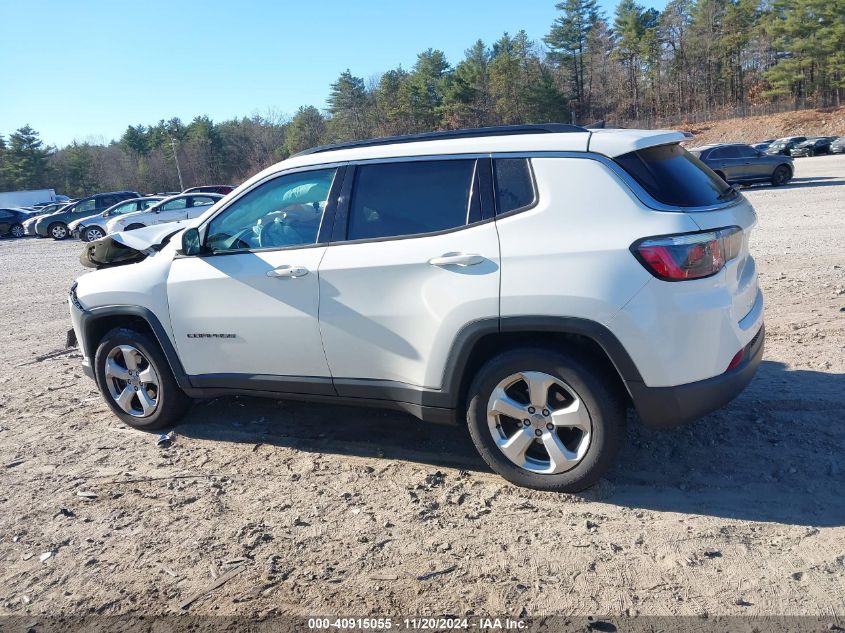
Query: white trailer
0,189,57,208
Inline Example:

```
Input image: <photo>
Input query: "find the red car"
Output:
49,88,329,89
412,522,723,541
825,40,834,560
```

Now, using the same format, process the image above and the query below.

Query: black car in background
790,137,833,157
831,136,845,154
0,208,35,238
765,136,807,156
690,143,794,186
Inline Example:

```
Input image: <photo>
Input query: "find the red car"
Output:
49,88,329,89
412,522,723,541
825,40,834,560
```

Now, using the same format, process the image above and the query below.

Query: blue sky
0,0,666,148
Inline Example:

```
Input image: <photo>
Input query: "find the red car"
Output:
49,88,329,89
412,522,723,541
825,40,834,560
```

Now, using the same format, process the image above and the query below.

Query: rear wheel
49,222,69,240
465,348,626,492
82,226,105,242
94,327,191,430
771,165,791,186
10,224,24,238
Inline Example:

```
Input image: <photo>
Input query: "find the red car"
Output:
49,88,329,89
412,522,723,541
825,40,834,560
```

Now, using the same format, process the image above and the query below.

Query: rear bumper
628,324,764,429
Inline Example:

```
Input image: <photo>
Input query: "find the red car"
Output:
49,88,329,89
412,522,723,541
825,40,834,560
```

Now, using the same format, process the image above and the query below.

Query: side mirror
181,227,203,256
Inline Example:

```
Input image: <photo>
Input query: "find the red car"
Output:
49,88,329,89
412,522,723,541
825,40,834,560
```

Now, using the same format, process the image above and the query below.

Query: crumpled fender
79,222,188,268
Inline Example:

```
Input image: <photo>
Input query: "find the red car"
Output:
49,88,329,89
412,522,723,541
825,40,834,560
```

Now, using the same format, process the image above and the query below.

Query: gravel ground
1,155,843,620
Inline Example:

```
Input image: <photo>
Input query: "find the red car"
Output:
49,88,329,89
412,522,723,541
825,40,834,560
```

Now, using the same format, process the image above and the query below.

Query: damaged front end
79,223,187,269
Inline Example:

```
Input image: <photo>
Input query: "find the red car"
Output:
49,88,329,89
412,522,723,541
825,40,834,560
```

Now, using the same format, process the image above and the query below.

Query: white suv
68,125,764,492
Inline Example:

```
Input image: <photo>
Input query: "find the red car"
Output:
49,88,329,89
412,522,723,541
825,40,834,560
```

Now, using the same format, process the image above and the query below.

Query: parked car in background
105,193,221,234
765,137,807,156
690,143,793,186
831,136,845,154
182,185,234,195
752,141,773,152
22,204,71,235
35,191,140,240
70,196,164,241
790,137,833,157
0,208,35,238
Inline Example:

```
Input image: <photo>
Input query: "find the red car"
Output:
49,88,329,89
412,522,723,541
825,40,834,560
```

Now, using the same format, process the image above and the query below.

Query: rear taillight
633,227,742,281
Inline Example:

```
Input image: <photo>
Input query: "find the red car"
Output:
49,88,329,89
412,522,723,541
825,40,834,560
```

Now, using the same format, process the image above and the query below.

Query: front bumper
628,324,764,429
68,284,95,380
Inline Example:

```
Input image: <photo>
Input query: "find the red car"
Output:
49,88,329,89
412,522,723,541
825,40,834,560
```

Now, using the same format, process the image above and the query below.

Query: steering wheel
258,217,304,249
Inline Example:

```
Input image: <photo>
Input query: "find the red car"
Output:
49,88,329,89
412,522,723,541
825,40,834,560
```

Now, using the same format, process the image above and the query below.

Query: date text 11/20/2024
307,618,528,630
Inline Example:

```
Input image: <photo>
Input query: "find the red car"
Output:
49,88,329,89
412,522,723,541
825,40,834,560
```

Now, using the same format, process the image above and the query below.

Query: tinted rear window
614,143,734,207
494,158,535,214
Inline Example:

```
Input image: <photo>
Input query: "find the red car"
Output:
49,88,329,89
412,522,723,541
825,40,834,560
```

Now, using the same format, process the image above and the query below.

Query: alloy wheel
10,225,24,238
84,227,104,241
50,224,67,239
486,371,592,474
103,345,160,418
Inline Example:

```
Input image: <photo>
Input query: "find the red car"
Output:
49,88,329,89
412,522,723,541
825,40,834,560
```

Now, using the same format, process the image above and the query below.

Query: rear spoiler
587,129,694,157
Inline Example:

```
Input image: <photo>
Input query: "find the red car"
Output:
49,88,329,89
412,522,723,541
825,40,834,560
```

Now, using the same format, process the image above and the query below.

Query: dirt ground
684,106,845,146
1,155,843,621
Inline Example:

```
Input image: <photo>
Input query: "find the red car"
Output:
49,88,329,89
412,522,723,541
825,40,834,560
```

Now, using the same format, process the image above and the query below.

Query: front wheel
82,226,105,242
465,348,626,492
94,327,192,430
10,224,24,238
771,165,791,186
49,222,69,240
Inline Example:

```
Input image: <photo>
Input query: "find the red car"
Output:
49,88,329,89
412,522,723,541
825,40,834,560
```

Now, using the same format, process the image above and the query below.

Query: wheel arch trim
441,316,644,409
78,305,192,391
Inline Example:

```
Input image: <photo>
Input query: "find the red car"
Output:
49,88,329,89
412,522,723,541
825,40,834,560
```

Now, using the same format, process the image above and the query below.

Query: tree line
1,0,842,196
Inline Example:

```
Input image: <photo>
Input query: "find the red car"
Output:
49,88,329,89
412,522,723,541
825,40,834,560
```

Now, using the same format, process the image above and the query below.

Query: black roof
292,124,587,158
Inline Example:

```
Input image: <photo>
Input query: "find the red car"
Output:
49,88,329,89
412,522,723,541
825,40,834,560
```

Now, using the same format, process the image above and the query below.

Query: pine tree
7,125,50,189
284,106,327,156
327,70,370,141
545,0,600,114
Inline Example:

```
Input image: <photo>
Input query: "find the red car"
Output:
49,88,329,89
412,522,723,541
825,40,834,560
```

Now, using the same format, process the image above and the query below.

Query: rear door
317,158,500,393
154,197,190,224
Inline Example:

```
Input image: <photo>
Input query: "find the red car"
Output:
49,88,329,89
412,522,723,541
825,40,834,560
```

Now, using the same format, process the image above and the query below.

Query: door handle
266,265,309,278
428,253,484,267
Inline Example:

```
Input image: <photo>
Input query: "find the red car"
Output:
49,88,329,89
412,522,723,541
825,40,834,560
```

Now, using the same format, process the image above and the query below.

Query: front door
167,166,342,393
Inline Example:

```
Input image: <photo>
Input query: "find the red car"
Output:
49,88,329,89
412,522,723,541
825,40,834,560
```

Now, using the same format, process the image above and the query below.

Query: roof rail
292,123,587,157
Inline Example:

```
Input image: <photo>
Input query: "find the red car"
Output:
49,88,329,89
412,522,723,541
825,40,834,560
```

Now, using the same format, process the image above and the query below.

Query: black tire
10,224,24,238
714,171,727,183
465,348,626,492
82,225,105,242
125,223,145,231
94,327,191,430
49,222,69,240
771,164,791,186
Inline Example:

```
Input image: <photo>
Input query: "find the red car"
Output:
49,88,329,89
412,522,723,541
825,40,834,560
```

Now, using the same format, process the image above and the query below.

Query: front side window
111,201,138,215
347,160,479,241
493,158,535,214
75,199,96,213
206,168,337,252
615,143,734,208
161,198,188,211
190,196,216,208
735,146,757,158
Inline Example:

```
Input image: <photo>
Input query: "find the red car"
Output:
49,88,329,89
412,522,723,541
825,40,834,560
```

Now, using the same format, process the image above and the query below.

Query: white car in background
105,193,222,235
70,196,163,242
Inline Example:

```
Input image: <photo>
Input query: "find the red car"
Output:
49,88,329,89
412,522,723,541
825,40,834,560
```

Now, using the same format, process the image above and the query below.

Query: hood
79,221,188,269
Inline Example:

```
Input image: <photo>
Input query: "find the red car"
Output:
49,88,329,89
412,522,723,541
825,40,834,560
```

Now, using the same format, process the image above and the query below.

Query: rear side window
614,143,734,208
493,158,535,214
347,160,479,241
